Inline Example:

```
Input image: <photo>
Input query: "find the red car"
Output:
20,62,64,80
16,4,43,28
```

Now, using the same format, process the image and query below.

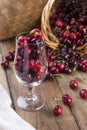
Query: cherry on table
62,94,72,105
53,105,63,116
70,80,78,89
79,89,87,99
1,60,9,69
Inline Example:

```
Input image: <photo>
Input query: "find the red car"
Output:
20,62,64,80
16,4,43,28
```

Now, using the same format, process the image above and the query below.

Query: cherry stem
53,97,62,105
53,73,64,78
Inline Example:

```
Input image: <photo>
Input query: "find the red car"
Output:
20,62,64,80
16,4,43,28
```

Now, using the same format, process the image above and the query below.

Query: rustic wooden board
1,39,87,130
56,71,87,130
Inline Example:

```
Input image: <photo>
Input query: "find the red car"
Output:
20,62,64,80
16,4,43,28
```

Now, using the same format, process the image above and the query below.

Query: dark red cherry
62,94,72,105
18,35,28,46
1,60,9,69
55,20,63,28
57,62,65,72
70,18,76,25
82,59,87,65
53,105,63,116
63,31,70,39
79,89,87,99
70,80,78,89
30,29,43,39
82,64,87,72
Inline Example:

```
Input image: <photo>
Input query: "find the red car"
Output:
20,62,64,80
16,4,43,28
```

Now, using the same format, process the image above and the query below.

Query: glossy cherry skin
79,89,87,99
53,105,63,116
1,61,9,69
30,29,43,39
70,80,78,89
62,94,72,105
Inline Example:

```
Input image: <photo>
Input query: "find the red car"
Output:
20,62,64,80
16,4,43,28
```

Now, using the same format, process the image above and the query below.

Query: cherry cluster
14,29,46,83
47,0,87,78
53,79,87,116
1,50,15,69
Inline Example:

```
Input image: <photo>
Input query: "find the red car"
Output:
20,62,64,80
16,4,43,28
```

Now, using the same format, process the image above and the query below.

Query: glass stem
26,87,34,101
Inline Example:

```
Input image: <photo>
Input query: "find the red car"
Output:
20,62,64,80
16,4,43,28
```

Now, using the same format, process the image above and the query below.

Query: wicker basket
41,0,87,53
0,0,48,40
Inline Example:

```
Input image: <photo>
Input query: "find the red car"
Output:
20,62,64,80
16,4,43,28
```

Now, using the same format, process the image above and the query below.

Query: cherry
58,12,65,18
82,59,87,65
29,59,40,69
70,18,76,25
1,60,9,69
53,105,63,116
63,31,70,39
55,20,63,28
30,29,43,39
38,66,45,76
62,94,72,105
64,67,72,74
48,60,56,68
18,35,28,46
50,66,59,74
76,31,81,38
70,80,78,89
57,62,65,72
5,54,14,61
78,25,85,32
70,32,77,40
46,72,53,79
79,89,87,99
82,64,87,72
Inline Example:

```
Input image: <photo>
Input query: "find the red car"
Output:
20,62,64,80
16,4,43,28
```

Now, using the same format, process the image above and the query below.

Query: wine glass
14,31,48,111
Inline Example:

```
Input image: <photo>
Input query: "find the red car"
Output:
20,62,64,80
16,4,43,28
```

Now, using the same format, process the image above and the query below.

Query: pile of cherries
53,79,87,116
1,50,15,69
14,29,46,83
47,0,87,78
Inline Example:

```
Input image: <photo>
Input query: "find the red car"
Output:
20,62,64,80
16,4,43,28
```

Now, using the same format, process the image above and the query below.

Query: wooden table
0,38,87,130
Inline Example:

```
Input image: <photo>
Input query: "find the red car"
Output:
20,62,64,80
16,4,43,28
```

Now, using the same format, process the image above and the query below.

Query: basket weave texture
0,0,48,40
41,0,87,53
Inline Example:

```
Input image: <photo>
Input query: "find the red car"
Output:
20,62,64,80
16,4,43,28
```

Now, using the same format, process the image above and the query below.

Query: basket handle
41,0,59,49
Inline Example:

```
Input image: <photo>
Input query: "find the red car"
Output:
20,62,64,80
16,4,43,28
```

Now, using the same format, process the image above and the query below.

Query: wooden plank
0,41,11,96
56,71,87,130
0,39,80,130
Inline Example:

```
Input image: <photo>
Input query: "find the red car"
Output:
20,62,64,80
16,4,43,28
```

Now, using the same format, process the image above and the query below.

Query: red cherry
70,32,77,40
15,62,20,71
5,54,14,61
82,59,87,65
18,35,28,46
57,62,65,72
79,89,87,99
53,105,63,116
1,61,9,69
55,20,63,28
29,60,40,69
63,31,70,39
58,12,65,18
62,94,72,105
70,18,76,25
38,66,45,76
30,29,43,39
78,25,85,32
76,32,81,38
70,80,78,89
48,60,56,68
82,64,87,72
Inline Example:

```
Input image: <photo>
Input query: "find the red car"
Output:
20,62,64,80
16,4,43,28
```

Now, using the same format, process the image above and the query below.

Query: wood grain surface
0,39,87,130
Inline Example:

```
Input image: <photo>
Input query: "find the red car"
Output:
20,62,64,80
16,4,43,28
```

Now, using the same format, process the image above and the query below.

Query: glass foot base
17,93,45,111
